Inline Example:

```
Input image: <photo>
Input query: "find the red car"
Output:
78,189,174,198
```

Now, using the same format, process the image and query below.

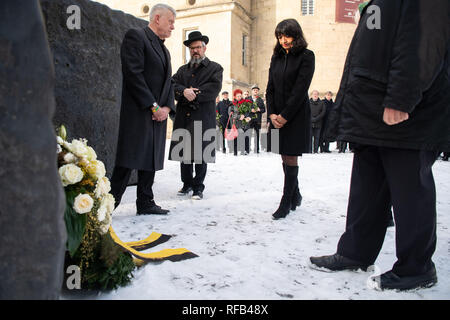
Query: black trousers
338,141,348,152
337,145,438,276
110,166,155,208
319,125,330,152
219,126,226,152
253,127,260,153
266,124,272,152
311,127,321,153
232,129,250,155
181,162,207,192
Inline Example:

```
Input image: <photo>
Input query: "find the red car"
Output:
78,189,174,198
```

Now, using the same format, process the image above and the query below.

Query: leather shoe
309,253,369,272
178,185,192,195
192,190,203,200
136,200,169,215
370,266,437,291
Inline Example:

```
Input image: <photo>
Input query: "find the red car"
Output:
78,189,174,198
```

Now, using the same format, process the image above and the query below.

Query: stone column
0,0,66,299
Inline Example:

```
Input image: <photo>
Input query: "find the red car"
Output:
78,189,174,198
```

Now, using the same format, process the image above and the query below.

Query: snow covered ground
91,142,449,300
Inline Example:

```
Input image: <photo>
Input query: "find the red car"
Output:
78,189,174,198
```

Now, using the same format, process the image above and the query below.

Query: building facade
95,0,364,99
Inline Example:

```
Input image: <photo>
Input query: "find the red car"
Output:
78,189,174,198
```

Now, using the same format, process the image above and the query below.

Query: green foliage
82,251,136,291
64,189,87,257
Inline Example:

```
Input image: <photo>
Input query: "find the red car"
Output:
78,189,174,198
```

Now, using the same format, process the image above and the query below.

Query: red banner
335,0,365,24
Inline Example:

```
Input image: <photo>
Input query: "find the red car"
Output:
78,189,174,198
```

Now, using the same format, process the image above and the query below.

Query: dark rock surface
0,0,66,299
40,0,147,179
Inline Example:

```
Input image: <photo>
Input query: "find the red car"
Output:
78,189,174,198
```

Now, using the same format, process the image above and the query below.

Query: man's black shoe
136,201,169,215
178,185,192,195
370,266,437,291
192,190,203,200
309,253,370,272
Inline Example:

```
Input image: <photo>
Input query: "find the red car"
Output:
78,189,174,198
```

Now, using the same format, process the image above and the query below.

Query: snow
87,142,450,300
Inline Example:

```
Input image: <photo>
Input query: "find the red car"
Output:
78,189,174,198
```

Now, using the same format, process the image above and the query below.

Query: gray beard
189,56,204,67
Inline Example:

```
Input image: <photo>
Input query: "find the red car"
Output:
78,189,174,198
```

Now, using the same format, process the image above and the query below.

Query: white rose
86,146,97,161
98,211,112,235
56,144,62,154
102,193,115,214
87,160,106,180
63,152,77,164
97,205,107,222
62,140,72,151
69,139,88,158
73,193,94,214
94,176,111,198
96,193,114,222
59,164,83,187
56,136,64,145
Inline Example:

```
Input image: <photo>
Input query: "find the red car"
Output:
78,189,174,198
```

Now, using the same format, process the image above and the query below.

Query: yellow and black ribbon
109,227,198,266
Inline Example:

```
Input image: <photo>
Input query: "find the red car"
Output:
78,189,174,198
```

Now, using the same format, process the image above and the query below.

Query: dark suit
111,27,175,207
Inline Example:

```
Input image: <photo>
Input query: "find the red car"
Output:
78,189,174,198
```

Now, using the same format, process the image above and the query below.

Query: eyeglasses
189,45,203,51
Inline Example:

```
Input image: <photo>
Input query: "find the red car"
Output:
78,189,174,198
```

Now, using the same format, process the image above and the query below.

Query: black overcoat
266,48,315,155
217,99,232,129
249,96,266,129
169,58,223,163
310,98,326,128
115,27,175,171
326,0,450,151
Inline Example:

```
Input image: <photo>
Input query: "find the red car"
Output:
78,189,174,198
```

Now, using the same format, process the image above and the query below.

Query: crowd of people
216,88,355,155
111,1,449,293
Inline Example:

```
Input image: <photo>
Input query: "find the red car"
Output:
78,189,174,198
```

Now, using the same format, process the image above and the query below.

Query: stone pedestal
40,0,148,181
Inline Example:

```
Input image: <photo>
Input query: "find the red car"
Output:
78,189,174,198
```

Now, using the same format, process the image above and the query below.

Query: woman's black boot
282,164,302,211
291,182,302,211
273,165,298,220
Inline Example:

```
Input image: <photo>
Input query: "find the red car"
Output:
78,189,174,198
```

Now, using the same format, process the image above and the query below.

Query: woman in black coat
266,19,315,219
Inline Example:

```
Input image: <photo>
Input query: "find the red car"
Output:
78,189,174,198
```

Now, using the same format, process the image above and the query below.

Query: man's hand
383,107,409,125
270,114,284,129
276,115,287,125
183,87,198,102
152,106,170,121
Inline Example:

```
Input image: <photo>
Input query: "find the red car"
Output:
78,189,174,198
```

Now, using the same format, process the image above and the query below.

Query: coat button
192,74,195,77
186,112,191,117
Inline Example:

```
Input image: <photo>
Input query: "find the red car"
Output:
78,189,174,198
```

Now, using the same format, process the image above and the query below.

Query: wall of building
250,0,358,98
93,0,360,97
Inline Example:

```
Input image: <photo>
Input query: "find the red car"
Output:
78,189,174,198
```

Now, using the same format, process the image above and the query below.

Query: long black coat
169,58,223,163
249,96,266,129
216,99,232,129
309,98,326,128
326,0,450,151
266,48,315,155
115,27,175,171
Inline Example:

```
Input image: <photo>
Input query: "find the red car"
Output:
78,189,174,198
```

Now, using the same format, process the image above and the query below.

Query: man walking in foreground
310,0,449,291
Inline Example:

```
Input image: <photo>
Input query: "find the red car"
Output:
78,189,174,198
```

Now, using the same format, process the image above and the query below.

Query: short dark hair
222,91,229,95
273,19,308,56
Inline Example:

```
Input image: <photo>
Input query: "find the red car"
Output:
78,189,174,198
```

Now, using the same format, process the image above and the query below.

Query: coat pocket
346,75,387,123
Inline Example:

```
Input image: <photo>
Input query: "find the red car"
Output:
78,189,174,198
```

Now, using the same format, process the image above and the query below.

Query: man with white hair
111,4,176,215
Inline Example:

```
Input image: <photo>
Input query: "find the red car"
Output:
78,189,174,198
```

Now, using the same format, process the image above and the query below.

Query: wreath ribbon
109,227,198,266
